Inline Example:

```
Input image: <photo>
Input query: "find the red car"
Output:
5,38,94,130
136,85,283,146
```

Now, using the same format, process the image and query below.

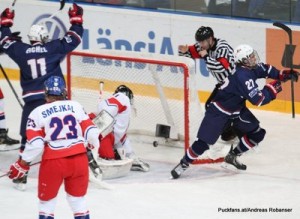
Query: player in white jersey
179,26,238,141
8,76,100,219
89,85,150,172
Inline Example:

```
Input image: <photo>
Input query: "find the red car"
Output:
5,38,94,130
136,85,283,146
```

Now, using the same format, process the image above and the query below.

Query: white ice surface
0,80,299,219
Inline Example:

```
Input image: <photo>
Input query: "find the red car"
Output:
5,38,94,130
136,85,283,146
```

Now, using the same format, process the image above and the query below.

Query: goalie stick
87,149,114,190
273,22,296,118
89,171,114,190
93,81,115,138
99,81,104,99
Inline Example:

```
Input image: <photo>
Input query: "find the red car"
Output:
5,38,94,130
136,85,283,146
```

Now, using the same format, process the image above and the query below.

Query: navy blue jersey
211,63,281,115
0,24,83,103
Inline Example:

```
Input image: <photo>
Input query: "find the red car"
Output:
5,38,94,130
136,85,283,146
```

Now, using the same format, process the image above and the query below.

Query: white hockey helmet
234,44,260,68
28,24,49,44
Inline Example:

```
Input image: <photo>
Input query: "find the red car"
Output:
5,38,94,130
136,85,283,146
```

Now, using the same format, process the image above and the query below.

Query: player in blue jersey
0,89,20,145
171,44,299,179
0,32,22,146
0,3,84,188
179,26,238,142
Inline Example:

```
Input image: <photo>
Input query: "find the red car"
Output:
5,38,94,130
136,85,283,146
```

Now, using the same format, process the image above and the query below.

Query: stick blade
273,22,292,33
59,0,66,11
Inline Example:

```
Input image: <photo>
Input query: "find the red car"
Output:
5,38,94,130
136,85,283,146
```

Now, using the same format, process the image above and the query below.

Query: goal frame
66,50,190,149
66,50,225,164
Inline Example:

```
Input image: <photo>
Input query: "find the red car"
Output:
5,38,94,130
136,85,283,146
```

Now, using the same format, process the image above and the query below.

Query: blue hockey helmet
44,76,66,96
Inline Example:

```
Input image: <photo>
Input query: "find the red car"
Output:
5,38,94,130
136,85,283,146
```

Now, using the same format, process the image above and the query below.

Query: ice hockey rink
0,80,299,219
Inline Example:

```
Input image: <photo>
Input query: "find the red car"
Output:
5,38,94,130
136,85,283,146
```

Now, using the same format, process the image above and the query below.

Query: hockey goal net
66,50,225,164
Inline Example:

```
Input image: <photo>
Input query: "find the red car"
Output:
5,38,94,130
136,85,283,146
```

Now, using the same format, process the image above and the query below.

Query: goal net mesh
67,50,226,163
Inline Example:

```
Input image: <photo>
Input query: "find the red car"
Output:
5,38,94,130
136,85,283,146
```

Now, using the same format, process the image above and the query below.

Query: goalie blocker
91,110,115,140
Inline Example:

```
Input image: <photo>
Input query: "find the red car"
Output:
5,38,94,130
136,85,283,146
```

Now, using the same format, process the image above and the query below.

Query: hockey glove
68,3,83,25
0,8,15,27
265,80,282,99
279,69,299,82
8,160,30,180
10,31,22,41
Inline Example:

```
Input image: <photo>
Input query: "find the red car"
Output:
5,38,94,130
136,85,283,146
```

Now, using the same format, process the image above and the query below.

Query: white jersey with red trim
97,92,131,146
22,100,100,162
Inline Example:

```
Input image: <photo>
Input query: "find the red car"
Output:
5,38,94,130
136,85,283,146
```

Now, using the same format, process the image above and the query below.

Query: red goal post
66,49,225,164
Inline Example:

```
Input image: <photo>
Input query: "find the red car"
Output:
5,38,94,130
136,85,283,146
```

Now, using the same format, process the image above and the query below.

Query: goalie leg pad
97,158,133,179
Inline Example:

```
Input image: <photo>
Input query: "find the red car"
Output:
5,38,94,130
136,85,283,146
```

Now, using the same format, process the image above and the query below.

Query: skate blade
0,145,20,152
221,162,240,173
13,183,26,191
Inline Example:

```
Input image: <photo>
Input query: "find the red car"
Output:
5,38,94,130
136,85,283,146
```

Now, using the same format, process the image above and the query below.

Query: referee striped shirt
179,38,235,84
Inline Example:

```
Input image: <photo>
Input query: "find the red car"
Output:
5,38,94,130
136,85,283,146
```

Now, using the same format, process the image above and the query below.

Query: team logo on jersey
31,14,67,41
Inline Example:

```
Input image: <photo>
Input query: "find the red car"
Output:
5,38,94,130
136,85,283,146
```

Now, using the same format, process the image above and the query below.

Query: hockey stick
99,81,104,101
0,64,24,109
48,0,66,19
0,161,40,178
99,81,104,97
89,172,114,190
273,22,296,118
0,172,8,178
11,0,17,10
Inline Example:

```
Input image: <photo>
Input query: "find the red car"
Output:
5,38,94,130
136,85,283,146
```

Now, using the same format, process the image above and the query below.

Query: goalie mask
28,24,49,44
234,44,260,69
114,85,134,105
44,76,67,98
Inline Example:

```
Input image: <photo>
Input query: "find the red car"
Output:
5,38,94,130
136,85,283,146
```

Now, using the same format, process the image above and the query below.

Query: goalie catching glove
8,160,30,180
69,3,83,25
0,8,14,27
279,69,299,82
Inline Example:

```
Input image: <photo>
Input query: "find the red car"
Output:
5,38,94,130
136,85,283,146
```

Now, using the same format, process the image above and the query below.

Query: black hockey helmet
114,85,134,104
195,26,214,41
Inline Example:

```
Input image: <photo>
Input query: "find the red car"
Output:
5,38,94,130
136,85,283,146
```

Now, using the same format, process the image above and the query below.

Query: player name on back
42,104,75,118
26,46,48,54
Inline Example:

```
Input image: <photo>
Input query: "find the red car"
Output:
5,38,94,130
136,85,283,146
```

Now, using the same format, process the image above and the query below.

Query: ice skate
13,172,28,191
171,158,189,179
131,157,150,172
0,129,20,145
223,145,246,170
